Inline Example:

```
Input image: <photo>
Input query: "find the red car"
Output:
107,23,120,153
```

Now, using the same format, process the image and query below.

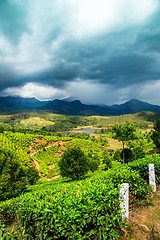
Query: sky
0,0,160,105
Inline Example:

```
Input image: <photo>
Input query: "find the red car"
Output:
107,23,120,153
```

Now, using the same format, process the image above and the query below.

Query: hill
0,96,48,112
0,96,160,116
111,99,160,114
41,99,121,116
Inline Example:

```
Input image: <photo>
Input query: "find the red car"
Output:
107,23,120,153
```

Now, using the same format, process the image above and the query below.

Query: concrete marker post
119,183,129,219
149,164,156,192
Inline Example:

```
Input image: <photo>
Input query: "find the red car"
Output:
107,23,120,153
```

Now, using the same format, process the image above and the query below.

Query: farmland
0,111,160,239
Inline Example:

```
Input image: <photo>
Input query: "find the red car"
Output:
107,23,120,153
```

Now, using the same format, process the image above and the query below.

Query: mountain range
0,96,160,116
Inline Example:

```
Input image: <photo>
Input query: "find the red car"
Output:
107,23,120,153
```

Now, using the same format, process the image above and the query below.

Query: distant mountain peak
41,98,120,116
0,96,160,115
0,96,47,112
111,98,160,114
70,100,82,104
61,96,77,102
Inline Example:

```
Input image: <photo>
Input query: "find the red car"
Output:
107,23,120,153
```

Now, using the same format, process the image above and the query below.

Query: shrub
128,154,160,184
25,167,40,185
113,148,122,162
120,148,135,163
102,150,112,170
0,166,152,239
58,146,89,180
88,153,100,172
151,119,160,151
0,149,27,200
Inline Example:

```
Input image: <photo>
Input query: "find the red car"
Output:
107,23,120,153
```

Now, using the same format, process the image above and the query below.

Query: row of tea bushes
128,154,160,183
0,159,155,239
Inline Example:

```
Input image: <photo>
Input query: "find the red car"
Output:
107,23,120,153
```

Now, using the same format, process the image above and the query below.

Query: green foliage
102,150,112,170
127,137,155,159
58,146,89,180
33,145,60,177
25,167,40,185
0,132,33,167
0,178,124,239
113,132,155,163
90,112,153,128
151,119,160,151
67,132,90,140
153,119,160,133
99,135,109,146
0,159,155,239
0,126,4,133
112,120,136,142
64,138,106,156
0,112,96,133
112,121,136,164
0,112,159,239
1,130,107,179
106,166,151,201
88,153,100,172
114,147,141,163
128,154,160,184
113,148,122,162
0,149,27,200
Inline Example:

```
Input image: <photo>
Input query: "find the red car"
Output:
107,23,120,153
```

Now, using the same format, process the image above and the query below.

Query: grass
106,137,122,149
89,111,160,127
20,117,55,128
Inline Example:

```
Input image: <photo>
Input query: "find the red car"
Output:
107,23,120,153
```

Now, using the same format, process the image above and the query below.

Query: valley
0,110,159,239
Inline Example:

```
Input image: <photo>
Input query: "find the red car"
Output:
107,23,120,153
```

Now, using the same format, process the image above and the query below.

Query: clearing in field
20,117,55,128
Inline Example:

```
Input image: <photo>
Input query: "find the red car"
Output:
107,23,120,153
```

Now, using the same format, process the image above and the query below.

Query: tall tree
112,121,136,164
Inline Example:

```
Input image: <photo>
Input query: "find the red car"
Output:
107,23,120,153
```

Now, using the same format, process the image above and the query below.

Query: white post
119,183,129,219
149,164,156,192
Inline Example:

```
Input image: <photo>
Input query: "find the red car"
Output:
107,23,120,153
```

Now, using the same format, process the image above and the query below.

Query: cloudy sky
0,0,160,105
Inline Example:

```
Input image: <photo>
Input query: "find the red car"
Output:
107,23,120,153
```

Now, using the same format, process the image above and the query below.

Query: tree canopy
112,121,136,142
0,149,27,200
58,146,89,180
0,148,39,200
112,121,136,163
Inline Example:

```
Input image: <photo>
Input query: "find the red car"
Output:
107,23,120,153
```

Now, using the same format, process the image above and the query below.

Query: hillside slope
41,99,121,116
111,99,160,114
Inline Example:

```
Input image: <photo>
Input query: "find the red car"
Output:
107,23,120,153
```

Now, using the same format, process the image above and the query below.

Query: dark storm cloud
0,63,24,90
0,0,30,44
0,0,160,104
28,30,160,90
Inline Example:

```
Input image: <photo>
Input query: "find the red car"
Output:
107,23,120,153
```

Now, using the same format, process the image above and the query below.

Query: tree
102,150,112,170
58,146,89,180
0,126,4,133
0,149,27,200
25,167,40,185
112,121,136,164
0,149,39,200
88,153,100,172
151,119,160,151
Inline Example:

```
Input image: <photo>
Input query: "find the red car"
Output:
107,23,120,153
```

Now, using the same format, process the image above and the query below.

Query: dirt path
32,155,60,181
30,141,71,181
124,186,160,240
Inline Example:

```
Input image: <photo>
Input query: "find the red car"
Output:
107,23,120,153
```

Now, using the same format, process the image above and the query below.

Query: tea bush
128,154,160,183
0,163,152,239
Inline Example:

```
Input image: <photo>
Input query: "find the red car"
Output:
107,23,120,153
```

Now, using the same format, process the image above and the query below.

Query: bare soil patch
34,137,46,144
30,140,73,180
124,186,160,240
